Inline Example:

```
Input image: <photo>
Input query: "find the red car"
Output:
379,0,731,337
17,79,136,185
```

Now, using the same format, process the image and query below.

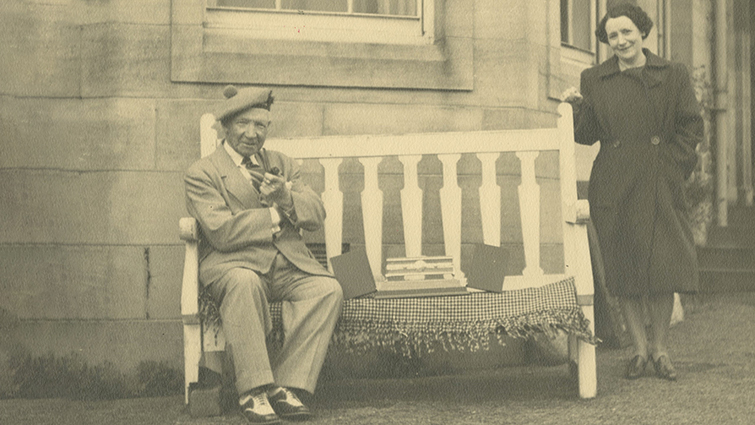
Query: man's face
224,108,271,157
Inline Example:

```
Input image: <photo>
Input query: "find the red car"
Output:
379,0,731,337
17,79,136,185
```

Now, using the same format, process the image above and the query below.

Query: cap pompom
222,85,239,99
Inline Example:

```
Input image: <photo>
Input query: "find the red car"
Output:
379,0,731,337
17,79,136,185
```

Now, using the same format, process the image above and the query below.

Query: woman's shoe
653,355,678,381
625,355,647,379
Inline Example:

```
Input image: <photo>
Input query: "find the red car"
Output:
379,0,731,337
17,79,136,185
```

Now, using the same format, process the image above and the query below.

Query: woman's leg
619,295,649,358
647,292,675,360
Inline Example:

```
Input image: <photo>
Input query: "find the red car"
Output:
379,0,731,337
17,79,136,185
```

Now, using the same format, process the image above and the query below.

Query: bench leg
184,323,202,405
567,333,579,380
577,305,597,399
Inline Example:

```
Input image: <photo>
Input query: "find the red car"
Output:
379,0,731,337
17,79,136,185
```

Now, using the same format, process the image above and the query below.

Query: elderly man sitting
184,86,343,424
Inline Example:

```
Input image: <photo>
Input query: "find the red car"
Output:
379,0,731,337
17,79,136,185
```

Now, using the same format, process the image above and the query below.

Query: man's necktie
241,156,264,190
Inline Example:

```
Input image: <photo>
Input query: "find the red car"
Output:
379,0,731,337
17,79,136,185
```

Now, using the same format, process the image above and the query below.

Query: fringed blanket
199,277,596,358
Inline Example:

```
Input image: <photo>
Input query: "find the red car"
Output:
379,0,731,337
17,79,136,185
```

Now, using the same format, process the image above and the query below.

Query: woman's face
605,15,644,64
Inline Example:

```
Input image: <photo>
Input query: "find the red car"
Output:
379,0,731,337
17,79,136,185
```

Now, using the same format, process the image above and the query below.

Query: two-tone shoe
268,387,312,421
239,391,281,424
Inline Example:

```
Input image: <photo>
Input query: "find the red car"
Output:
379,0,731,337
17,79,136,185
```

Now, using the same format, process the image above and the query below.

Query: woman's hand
561,87,583,105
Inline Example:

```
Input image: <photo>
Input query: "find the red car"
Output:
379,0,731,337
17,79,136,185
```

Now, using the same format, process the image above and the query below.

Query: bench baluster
477,152,501,247
320,158,344,271
516,151,544,277
399,155,423,257
438,154,463,280
360,157,384,279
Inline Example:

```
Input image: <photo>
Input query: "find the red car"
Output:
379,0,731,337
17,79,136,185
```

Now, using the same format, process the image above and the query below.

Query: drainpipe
715,0,729,226
741,0,754,206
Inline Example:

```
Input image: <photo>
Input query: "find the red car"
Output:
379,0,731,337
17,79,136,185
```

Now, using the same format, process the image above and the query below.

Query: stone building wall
0,0,582,382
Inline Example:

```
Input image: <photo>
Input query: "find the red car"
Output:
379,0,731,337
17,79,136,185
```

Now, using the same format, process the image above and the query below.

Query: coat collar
596,49,670,87
209,141,261,207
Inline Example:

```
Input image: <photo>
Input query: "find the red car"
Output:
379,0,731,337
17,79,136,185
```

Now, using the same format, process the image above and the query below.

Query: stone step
706,225,755,248
699,269,755,293
697,246,755,270
728,205,755,227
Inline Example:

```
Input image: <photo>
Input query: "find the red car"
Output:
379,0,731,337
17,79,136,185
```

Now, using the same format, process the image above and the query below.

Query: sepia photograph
1,0,754,423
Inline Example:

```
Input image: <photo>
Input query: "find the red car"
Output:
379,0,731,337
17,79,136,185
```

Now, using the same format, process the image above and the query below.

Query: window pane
281,0,348,12
353,0,417,16
560,0,569,44
571,0,591,50
216,0,276,8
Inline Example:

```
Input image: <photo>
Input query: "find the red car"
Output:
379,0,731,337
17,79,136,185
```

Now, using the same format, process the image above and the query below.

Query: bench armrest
575,199,590,224
565,199,591,225
179,217,199,241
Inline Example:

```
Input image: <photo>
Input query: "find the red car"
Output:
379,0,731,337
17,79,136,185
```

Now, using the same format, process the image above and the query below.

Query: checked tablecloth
200,277,595,357
271,276,595,356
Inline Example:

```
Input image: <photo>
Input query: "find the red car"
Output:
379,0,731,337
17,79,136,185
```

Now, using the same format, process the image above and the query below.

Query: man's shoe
239,391,281,424
653,355,678,381
625,355,647,380
268,387,312,421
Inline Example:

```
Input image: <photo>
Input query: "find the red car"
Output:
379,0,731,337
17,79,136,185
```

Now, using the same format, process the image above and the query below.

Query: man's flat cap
215,85,274,121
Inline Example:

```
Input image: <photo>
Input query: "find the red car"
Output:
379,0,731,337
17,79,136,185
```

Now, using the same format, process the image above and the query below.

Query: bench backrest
199,103,591,296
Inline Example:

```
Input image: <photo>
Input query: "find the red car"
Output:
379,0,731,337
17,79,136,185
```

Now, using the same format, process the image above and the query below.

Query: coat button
651,136,661,145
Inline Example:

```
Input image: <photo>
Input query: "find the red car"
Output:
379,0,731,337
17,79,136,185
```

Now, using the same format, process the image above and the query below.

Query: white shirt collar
223,140,259,167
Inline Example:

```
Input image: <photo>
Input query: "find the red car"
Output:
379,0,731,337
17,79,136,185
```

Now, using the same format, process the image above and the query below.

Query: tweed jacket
184,143,332,287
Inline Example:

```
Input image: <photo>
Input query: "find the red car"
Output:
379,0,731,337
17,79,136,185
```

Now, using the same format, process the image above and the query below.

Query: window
170,0,473,90
213,0,417,16
560,0,593,52
206,0,431,45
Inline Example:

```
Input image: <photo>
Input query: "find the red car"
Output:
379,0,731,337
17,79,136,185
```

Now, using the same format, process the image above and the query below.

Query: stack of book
374,256,468,299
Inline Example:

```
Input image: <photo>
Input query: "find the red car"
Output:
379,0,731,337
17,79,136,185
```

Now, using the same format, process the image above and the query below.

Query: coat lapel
643,50,671,88
210,143,261,209
597,49,670,88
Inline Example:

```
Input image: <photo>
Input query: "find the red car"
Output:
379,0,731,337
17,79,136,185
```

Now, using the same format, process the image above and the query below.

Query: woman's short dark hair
596,3,654,44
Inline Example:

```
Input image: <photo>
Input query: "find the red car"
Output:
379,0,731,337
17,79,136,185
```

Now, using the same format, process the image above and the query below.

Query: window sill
171,1,472,91
560,43,596,66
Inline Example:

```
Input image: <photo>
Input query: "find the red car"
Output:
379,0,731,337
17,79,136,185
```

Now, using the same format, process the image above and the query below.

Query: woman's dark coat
575,49,703,296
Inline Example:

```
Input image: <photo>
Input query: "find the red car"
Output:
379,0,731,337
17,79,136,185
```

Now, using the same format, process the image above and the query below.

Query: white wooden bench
180,103,597,403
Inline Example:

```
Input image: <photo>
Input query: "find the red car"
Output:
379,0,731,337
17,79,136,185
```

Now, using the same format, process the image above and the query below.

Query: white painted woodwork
182,325,200,404
200,114,221,158
501,274,567,291
179,217,200,404
360,157,384,279
399,155,423,257
266,128,562,158
558,102,596,398
516,151,544,277
438,154,463,280
320,158,344,270
477,152,501,247
182,103,597,401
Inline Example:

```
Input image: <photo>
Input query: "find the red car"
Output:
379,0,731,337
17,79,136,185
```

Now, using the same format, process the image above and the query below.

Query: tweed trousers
206,252,343,394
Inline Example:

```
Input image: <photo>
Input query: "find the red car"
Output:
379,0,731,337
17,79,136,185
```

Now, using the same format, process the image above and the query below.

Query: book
378,279,464,292
465,244,508,293
329,248,377,299
372,286,468,299
375,255,467,299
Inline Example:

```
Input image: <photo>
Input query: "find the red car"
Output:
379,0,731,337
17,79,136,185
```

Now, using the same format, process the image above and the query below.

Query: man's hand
260,172,293,210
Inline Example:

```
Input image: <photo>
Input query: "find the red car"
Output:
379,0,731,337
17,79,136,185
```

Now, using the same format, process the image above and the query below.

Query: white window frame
205,0,436,45
560,0,599,66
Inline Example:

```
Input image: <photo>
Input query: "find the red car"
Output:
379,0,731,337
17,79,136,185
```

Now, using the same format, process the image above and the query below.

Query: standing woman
563,4,703,381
